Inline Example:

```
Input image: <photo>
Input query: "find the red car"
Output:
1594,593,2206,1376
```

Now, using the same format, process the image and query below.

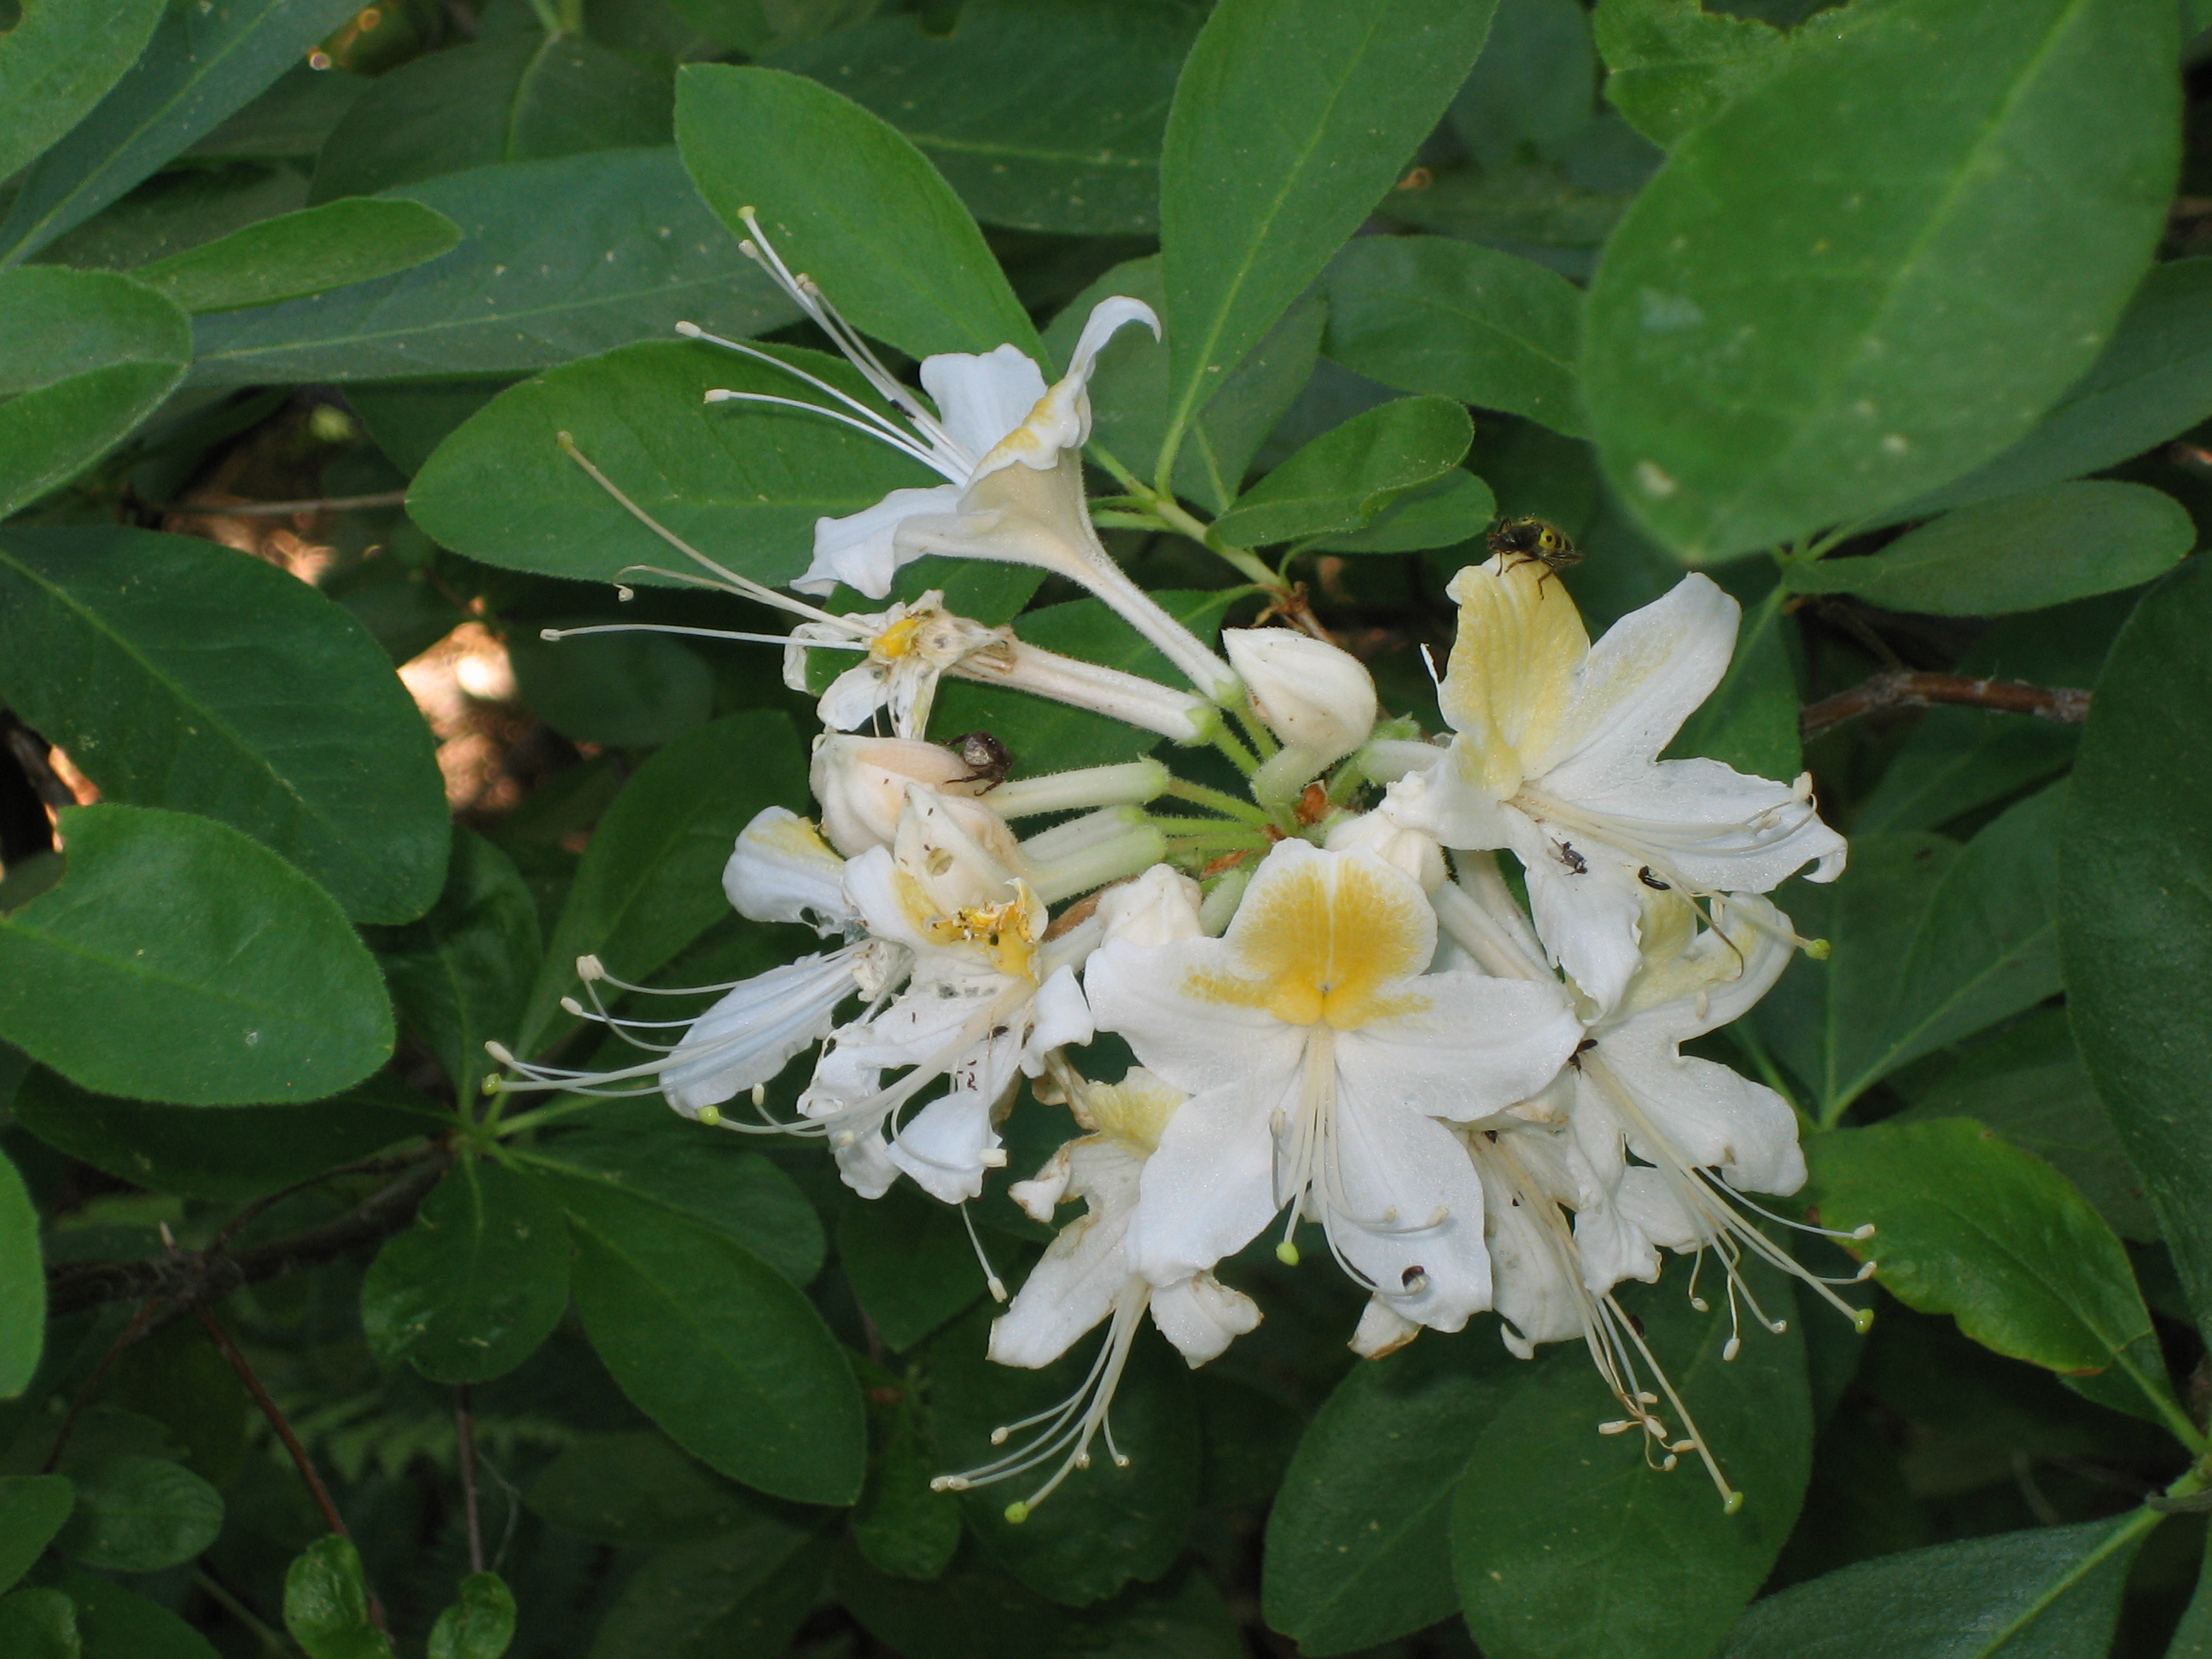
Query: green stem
491,1092,607,1139
2122,1353,2212,1457
1231,701,1279,760
1163,777,1272,825
1210,725,1260,777
524,0,562,32
1166,829,1272,857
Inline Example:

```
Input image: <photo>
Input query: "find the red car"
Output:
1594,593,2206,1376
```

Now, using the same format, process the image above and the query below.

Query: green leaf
1890,1010,2157,1244
1311,469,1497,556
131,198,463,315
504,630,716,752
284,1536,393,1659
849,1360,961,1581
1583,0,2180,561
2060,557,2212,1342
0,268,189,518
1896,258,2212,522
0,0,362,262
185,61,367,163
1853,707,2078,835
585,1530,822,1659
765,0,1197,236
1805,1120,2182,1433
837,1184,985,1352
0,526,449,925
367,832,540,1100
1666,585,1801,781
0,806,393,1105
1592,0,1798,148
0,0,167,189
310,32,673,205
676,64,1036,360
52,1457,222,1574
1213,396,1473,547
9,1067,430,1203
107,1322,248,1489
428,1572,515,1659
0,1477,73,1593
189,149,797,384
547,1172,866,1505
57,1571,221,1659
360,1160,570,1385
0,1588,78,1659
1452,0,1598,169
1788,482,2193,616
526,1432,767,1547
835,1551,1242,1659
513,710,807,1057
0,1153,40,1398
1155,0,1499,475
1452,1269,1812,1659
1262,1331,1519,1655
927,1302,1198,1608
350,381,509,478
1323,236,1586,439
1717,1515,2150,1659
407,340,924,591
1755,788,2066,1121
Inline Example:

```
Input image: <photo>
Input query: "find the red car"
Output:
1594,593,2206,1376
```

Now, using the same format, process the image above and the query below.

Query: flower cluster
489,223,1866,1522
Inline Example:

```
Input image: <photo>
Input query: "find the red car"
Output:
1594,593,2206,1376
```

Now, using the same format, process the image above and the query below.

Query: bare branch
1800,671,2091,742
158,491,410,519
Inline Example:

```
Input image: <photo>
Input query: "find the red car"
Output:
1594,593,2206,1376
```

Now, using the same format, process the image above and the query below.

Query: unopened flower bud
1222,628,1377,767
810,734,991,857
1324,803,1447,894
1097,864,1203,946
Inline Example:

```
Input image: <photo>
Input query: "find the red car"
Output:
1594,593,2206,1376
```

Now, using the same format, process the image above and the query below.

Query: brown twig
37,1300,164,1473
1798,671,2092,742
45,1155,449,1318
204,1144,445,1258
456,1387,486,1575
158,491,409,519
193,1303,389,1635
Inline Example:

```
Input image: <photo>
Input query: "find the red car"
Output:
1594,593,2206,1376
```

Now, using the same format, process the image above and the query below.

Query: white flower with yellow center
937,1067,1261,1522
1398,557,1846,1013
1085,840,1582,1334
687,212,1239,703
783,589,1010,739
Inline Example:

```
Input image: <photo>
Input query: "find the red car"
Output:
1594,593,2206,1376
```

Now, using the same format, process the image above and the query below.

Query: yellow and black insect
1486,516,1581,584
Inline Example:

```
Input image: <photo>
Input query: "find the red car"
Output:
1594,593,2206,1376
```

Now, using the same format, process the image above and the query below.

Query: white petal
990,1144,1143,1366
1540,758,1848,895
831,1119,900,1200
1321,1092,1491,1333
1129,1080,1285,1284
1350,1296,1423,1359
1097,864,1204,946
1507,811,1647,1015
798,482,964,597
887,1086,1002,1204
723,806,854,935
817,661,892,731
1022,964,1093,1073
1149,1272,1260,1366
1595,1023,1807,1196
660,947,862,1112
1336,974,1582,1121
919,344,1049,465
1066,295,1160,383
1085,935,1306,1097
1531,573,1739,784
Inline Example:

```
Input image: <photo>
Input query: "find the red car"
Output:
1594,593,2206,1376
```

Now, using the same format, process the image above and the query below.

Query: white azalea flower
1085,840,1582,1335
688,212,1239,701
785,589,1010,739
1396,556,1846,1013
937,1067,1260,1521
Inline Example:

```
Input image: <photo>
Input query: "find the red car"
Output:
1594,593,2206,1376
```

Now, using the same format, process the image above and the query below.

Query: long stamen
678,320,935,451
539,623,865,650
701,387,954,475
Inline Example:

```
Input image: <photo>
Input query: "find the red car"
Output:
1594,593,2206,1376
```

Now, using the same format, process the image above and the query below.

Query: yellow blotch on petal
1086,1069,1185,1155
1185,852,1430,1030
1439,556,1588,800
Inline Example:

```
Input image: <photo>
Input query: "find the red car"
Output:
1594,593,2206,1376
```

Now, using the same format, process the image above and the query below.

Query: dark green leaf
132,198,463,314
58,1572,220,1659
367,831,540,1100
585,1530,821,1659
1324,236,1586,438
284,1535,393,1659
350,381,509,478
928,1302,1197,1607
1852,707,2077,835
1214,396,1473,547
311,33,672,205
1453,0,1597,168
1789,482,2192,615
1896,258,2212,521
1452,1269,1812,1659
0,806,393,1104
185,62,368,163
1583,0,2180,560
505,631,716,751
1156,0,1498,474
838,1184,985,1352
108,1321,248,1488
407,340,924,591
0,0,166,187
835,1551,1240,1659
765,0,1197,236
849,1361,961,1580
1718,1515,2150,1659
1755,789,2066,1120
0,1153,39,1398
2060,556,2212,1341
0,526,449,925
189,149,797,383
428,1572,515,1659
0,1476,73,1593
52,1457,222,1573
0,1588,78,1659
676,64,1036,360
1890,1010,2157,1244
1592,0,1802,148
548,1172,866,1505
0,269,189,519
527,1432,767,1547
0,0,361,261
360,1160,570,1385
9,1067,431,1202
1805,1120,2182,1433
513,710,806,1057
1263,1330,1518,1655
